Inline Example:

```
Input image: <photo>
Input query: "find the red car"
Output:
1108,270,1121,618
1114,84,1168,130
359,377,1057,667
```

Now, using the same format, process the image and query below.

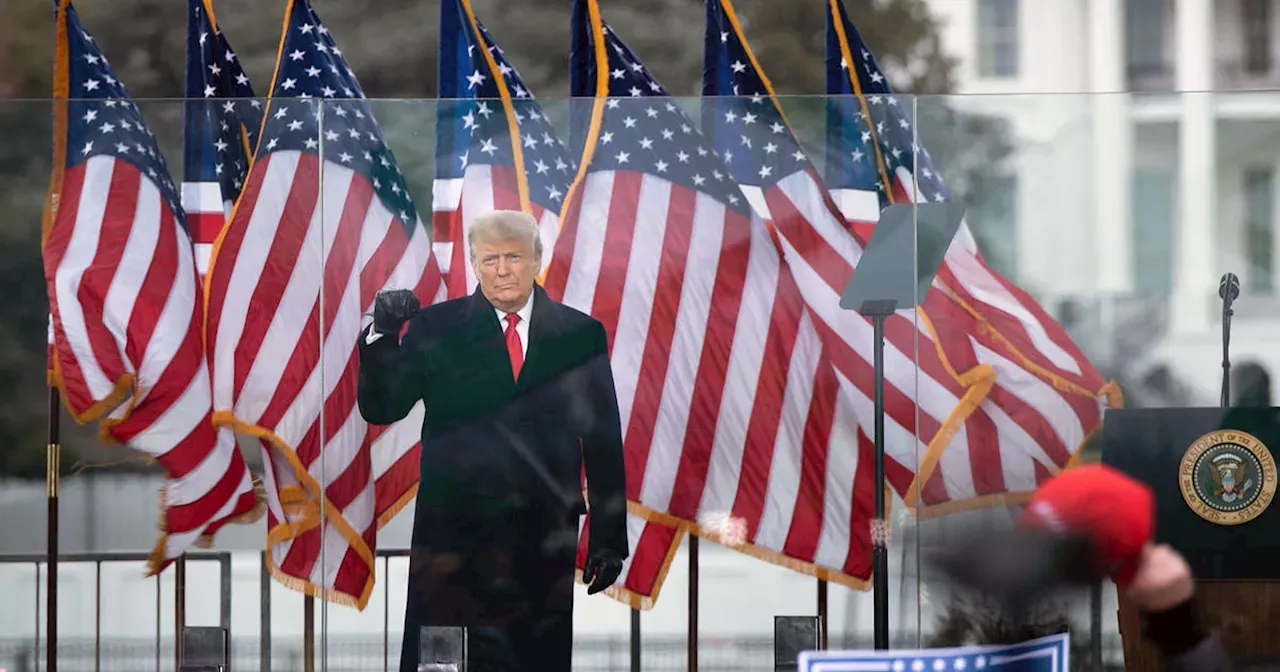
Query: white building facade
925,0,1280,403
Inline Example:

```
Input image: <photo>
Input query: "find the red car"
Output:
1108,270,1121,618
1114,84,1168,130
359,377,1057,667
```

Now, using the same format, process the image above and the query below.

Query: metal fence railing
0,551,232,672
0,550,1129,671
0,635,1126,672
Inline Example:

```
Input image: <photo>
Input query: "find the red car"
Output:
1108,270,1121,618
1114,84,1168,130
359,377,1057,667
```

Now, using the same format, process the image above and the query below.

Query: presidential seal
1180,430,1277,525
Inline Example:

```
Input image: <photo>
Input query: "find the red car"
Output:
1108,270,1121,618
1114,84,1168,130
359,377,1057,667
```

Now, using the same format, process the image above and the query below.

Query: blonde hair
468,210,542,261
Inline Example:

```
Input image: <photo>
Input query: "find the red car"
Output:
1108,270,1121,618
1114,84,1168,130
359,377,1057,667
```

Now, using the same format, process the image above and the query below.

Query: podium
1101,406,1280,670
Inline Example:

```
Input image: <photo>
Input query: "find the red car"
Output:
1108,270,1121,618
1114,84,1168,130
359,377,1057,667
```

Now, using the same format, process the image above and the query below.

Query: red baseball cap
1018,464,1155,586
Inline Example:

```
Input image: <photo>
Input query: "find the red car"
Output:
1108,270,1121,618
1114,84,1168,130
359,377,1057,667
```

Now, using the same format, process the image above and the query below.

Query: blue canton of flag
257,0,417,230
569,16,749,218
702,0,814,193
798,633,1070,672
183,0,261,204
63,2,183,226
824,0,946,207
437,0,578,213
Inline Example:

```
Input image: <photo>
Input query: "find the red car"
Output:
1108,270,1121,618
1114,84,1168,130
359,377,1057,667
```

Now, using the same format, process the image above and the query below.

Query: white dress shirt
496,292,534,358
365,292,534,357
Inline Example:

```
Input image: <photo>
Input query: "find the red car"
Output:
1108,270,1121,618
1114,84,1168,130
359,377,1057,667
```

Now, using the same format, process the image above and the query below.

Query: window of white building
1132,170,1174,295
969,174,1018,279
1125,0,1167,81
1242,0,1273,75
976,0,1019,78
1245,167,1275,292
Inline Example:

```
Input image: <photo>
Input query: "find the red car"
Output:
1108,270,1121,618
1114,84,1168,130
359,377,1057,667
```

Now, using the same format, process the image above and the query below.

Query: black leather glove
372,289,419,335
583,549,623,595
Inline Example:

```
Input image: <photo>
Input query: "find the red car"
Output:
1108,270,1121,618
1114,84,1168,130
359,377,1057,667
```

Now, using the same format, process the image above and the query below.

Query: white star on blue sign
798,633,1069,672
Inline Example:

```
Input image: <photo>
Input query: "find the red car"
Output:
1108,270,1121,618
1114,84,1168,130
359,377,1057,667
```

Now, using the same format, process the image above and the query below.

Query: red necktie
504,313,523,381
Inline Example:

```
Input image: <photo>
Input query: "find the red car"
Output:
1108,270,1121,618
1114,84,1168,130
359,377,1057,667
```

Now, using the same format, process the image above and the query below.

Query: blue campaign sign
798,633,1070,672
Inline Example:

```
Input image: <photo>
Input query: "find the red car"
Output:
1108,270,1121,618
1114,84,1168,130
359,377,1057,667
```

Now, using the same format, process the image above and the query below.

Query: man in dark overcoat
357,209,628,672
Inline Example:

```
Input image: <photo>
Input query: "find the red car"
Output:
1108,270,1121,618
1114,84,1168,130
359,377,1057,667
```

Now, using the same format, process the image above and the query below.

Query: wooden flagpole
304,595,315,672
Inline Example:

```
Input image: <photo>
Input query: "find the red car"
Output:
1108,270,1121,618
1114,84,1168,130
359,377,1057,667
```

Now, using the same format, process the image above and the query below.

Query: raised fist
373,289,419,335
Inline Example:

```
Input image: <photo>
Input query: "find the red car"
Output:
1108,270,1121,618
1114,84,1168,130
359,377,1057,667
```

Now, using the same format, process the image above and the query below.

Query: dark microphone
1220,272,1238,407
1219,272,1240,308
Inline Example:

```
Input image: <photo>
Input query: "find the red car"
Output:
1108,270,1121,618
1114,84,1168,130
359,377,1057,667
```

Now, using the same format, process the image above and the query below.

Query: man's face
472,236,539,312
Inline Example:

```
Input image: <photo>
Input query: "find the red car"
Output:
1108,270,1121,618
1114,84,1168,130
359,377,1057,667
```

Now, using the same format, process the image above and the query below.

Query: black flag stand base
47,387,61,672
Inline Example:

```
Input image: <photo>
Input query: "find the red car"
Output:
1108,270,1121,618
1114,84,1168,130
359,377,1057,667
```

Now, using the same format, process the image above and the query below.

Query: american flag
704,0,1001,512
546,0,877,587
821,0,1116,509
43,0,262,575
705,0,1109,513
181,0,261,277
435,0,683,609
434,0,577,296
701,0,908,580
204,0,443,608
826,0,1112,398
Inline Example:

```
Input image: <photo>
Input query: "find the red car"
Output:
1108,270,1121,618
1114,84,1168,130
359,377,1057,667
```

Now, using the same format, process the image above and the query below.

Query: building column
1090,0,1133,294
1172,0,1217,335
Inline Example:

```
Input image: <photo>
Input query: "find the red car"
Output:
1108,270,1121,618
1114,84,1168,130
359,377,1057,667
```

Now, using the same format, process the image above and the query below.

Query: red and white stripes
773,168,1105,512
180,180,230,278
545,168,877,585
835,168,1105,395
44,155,262,574
205,151,443,607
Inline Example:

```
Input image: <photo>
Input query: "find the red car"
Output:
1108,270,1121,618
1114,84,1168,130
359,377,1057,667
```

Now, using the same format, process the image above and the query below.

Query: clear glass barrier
911,90,1119,662
9,88,1275,669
